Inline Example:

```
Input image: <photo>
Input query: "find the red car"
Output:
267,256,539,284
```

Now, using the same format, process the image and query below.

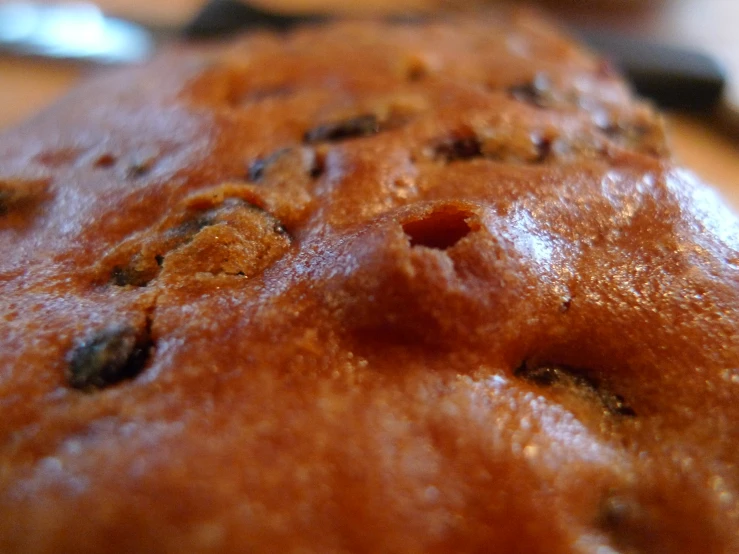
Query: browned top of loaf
1,8,738,553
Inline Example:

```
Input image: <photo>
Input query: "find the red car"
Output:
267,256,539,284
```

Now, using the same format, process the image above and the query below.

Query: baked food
1,7,737,553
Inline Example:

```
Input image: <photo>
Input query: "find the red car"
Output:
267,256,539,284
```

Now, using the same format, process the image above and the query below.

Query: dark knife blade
576,29,725,111
183,0,327,37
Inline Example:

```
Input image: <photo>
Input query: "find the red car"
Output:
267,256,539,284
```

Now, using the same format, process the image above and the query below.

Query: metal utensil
0,1,155,64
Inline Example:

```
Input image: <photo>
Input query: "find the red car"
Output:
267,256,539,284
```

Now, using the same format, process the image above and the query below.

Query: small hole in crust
403,209,472,250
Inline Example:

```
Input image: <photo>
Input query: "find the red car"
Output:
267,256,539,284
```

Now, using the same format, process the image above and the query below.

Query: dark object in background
183,0,328,37
578,29,725,111
185,0,726,113
0,0,726,113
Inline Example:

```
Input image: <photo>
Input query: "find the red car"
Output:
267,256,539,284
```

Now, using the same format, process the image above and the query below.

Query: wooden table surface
1,0,737,210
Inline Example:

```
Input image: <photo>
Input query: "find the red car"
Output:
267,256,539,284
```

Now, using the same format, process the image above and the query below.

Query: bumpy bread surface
1,9,738,553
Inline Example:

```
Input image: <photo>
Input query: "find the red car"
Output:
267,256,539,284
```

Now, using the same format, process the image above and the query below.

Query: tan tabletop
1,0,737,211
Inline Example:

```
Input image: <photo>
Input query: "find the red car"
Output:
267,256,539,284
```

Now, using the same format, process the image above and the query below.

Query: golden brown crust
0,10,738,553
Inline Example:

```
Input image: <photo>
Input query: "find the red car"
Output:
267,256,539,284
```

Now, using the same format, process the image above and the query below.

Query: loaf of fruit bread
1,8,738,553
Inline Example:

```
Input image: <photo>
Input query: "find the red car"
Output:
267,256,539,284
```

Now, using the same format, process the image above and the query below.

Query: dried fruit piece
433,135,483,162
111,262,158,288
515,361,637,417
93,153,117,169
67,324,152,390
125,149,159,179
304,114,379,143
507,74,554,108
247,147,323,182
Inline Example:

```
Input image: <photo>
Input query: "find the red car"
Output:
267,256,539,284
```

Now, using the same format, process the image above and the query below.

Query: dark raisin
507,73,552,108
163,199,263,248
248,147,324,182
127,163,151,179
602,393,637,417
165,211,218,242
155,254,164,266
309,150,326,178
247,158,267,182
172,199,288,245
304,114,379,144
126,150,157,179
433,135,482,162
598,493,651,546
533,136,552,163
111,264,155,287
94,153,117,169
247,148,295,182
516,361,598,391
514,363,561,387
67,325,152,390
407,66,426,82
600,125,616,138
404,55,430,82
274,221,288,235
599,120,663,155
600,494,636,530
515,361,636,417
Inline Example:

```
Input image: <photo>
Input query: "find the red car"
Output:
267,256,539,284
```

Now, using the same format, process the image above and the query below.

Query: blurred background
0,0,737,208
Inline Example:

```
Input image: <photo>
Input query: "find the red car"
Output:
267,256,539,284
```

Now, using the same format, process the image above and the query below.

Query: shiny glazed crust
1,9,738,553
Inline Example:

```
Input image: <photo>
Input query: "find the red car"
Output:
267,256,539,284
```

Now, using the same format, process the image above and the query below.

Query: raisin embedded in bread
0,9,738,554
